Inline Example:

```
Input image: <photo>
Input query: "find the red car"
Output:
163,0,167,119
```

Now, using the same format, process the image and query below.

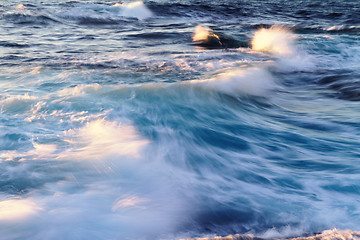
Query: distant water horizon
1,0,360,239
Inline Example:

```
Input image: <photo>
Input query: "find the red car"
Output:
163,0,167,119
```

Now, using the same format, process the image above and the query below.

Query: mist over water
1,0,360,239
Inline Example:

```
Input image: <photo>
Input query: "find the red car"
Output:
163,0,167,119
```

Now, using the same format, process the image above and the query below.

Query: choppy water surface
1,0,360,239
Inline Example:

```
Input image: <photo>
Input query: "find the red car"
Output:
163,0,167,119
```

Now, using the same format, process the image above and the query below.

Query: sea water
0,0,360,239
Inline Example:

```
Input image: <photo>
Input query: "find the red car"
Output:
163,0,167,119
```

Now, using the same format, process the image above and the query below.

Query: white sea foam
187,67,276,97
7,177,187,239
57,1,153,22
57,83,102,97
0,131,187,239
251,26,314,72
112,1,153,20
0,198,42,221
0,94,37,114
258,225,305,239
252,26,295,55
61,119,150,160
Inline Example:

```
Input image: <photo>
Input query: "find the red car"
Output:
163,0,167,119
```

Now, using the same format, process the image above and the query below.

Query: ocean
0,0,360,239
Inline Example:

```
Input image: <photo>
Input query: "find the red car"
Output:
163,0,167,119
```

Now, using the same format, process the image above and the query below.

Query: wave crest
192,25,242,49
251,26,295,55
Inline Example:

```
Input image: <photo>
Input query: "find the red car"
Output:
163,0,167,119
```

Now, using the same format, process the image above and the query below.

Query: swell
4,12,59,25
0,41,30,48
315,71,360,101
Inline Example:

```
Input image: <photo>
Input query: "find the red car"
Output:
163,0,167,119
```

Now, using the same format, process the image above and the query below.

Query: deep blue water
1,0,360,239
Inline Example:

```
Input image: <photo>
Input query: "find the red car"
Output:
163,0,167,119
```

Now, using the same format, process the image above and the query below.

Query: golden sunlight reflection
251,26,294,55
62,119,150,160
15,4,27,10
0,198,41,221
0,143,56,162
192,25,220,43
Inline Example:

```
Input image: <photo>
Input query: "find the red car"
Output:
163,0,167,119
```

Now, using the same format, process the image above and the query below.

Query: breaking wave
56,1,153,24
1,0,360,239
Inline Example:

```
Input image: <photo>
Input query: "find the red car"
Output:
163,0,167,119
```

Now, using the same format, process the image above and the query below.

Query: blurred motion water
0,0,360,239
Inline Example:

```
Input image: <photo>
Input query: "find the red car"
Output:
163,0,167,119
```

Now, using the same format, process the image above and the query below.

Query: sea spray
251,26,295,55
1,0,360,239
251,26,314,72
112,1,153,20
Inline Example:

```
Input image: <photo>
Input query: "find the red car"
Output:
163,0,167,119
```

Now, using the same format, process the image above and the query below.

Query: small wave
326,25,360,33
4,12,58,25
192,25,244,49
127,32,181,39
316,72,360,101
0,41,30,48
0,93,38,115
186,67,276,97
289,24,360,34
57,1,153,24
4,4,59,25
112,1,153,20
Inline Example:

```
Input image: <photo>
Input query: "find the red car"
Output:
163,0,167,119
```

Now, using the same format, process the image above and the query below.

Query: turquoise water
1,1,360,239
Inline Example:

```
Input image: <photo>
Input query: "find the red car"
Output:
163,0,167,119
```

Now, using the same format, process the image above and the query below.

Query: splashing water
112,1,153,20
251,26,295,55
1,0,360,239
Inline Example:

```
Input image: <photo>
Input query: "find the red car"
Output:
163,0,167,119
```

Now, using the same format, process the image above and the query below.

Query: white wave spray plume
251,26,295,56
252,26,314,71
112,1,153,20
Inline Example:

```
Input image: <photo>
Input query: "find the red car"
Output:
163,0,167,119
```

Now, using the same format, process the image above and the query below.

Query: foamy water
1,0,360,239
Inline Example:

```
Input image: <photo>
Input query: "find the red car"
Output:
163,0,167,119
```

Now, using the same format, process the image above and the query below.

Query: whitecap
187,67,276,97
57,83,102,97
251,26,315,72
251,26,295,56
1,94,38,114
61,119,150,160
112,1,153,20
